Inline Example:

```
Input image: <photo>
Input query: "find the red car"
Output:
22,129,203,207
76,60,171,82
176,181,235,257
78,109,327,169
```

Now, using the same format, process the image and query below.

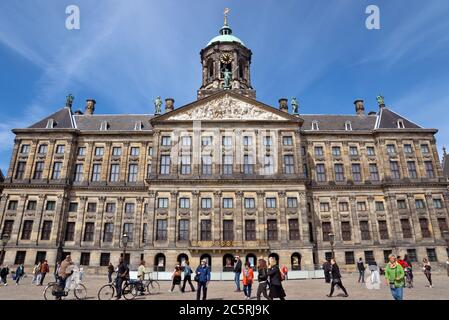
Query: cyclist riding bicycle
55,255,74,298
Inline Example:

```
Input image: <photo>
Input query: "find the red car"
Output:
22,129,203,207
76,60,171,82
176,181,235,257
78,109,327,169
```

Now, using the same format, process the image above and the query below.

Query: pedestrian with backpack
181,261,195,293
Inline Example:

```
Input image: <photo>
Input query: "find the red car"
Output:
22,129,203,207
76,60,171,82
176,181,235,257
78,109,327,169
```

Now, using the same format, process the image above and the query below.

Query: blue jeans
234,272,241,290
243,284,252,298
390,286,403,300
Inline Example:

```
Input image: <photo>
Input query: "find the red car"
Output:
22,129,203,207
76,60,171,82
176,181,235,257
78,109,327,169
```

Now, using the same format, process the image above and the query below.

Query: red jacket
242,268,254,286
398,260,409,269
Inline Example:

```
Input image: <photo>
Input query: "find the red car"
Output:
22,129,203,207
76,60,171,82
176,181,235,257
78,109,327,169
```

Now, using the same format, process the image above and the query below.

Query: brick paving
0,273,448,300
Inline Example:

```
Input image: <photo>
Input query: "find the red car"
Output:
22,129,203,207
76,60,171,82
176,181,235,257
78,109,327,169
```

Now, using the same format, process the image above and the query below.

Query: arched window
268,252,280,265
207,59,214,79
154,253,166,272
291,252,302,270
200,253,212,269
177,253,189,267
223,254,234,272
239,60,244,79
245,253,257,268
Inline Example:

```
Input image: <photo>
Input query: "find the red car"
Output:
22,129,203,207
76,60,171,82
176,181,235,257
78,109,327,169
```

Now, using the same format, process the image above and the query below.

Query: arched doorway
154,253,166,272
200,253,212,270
223,254,234,272
177,253,189,267
291,252,302,270
268,252,280,265
246,253,257,268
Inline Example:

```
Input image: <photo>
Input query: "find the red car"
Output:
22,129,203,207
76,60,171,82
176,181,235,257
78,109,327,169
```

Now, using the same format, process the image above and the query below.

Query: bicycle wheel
43,283,61,301
98,284,115,300
74,283,88,300
146,280,160,294
123,283,137,300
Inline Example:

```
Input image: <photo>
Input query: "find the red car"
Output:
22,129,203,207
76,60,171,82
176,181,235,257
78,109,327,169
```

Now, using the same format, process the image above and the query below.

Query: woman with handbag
267,257,286,300
256,259,271,300
422,258,432,288
327,259,349,298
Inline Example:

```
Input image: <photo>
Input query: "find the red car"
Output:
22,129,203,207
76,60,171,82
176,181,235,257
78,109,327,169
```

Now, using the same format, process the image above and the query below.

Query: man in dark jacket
322,260,331,283
195,259,211,300
357,258,366,283
0,265,10,286
15,264,25,285
233,256,242,292
327,259,349,298
115,257,129,300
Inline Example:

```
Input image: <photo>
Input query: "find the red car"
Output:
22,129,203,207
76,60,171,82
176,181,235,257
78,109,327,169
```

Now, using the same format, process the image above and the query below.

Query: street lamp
122,233,129,264
328,232,335,260
1,233,10,265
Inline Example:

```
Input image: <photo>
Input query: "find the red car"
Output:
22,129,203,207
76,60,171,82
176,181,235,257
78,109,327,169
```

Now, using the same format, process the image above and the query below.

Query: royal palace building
1,15,449,273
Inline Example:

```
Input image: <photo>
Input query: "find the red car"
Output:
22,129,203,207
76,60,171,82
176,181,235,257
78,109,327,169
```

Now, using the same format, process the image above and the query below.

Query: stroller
404,267,413,288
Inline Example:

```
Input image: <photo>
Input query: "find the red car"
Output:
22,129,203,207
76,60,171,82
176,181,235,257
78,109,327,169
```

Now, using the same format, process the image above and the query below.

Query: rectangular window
55,145,65,154
95,147,104,156
91,164,102,182
332,146,341,156
180,155,191,175
103,223,114,242
2,220,14,238
83,222,94,241
223,220,234,241
283,136,293,146
434,199,443,209
201,198,212,210
401,219,413,238
123,223,133,241
287,197,298,208
112,147,122,156
375,201,385,211
80,253,90,266
425,161,435,178
352,164,362,182
289,219,300,240
142,223,148,243
160,155,171,175
200,220,212,241
109,164,120,182
267,219,278,241
222,155,233,175
387,144,396,154
345,252,355,265
181,136,192,146
179,198,190,209
33,162,44,180
283,155,294,174
148,147,153,156
366,147,375,156
320,202,330,212
322,222,332,241
245,220,256,241
339,202,349,212
68,202,78,212
244,198,255,209
156,220,167,240
124,203,135,214
77,147,86,156
369,164,379,181
419,218,431,238
390,161,400,179
20,144,30,154
201,155,212,175
178,219,189,241
421,144,430,154
378,221,389,240
161,136,171,146
314,146,324,156
27,201,37,211
15,162,26,180
41,221,52,240
87,202,97,213
406,249,417,262
300,146,306,156
130,147,140,156
359,221,371,240
316,164,326,182
222,136,232,146
263,136,273,146
357,202,366,211
341,221,351,241
21,220,33,240
364,251,375,264
223,198,233,209
202,136,212,146
147,163,152,178
100,253,110,267
51,162,62,180
349,146,358,156
334,164,345,181
403,144,413,154
74,164,84,182
263,155,274,175
158,198,168,209
14,251,26,265
243,155,254,174
106,203,116,213
407,161,417,178
65,222,75,241
266,198,277,209
128,164,138,182
7,201,18,211
426,248,437,262
397,200,407,209
438,218,448,233
243,136,252,146
415,199,425,209
45,201,56,211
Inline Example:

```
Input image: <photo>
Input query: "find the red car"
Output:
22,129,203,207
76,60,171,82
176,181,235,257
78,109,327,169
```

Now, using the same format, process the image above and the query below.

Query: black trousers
182,275,195,292
196,282,208,300
329,279,348,296
424,271,432,286
256,282,270,300
324,272,331,283
39,273,47,285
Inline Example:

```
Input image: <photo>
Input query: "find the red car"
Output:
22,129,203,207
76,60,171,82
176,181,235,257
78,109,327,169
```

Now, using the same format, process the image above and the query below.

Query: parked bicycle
43,274,87,300
97,279,138,300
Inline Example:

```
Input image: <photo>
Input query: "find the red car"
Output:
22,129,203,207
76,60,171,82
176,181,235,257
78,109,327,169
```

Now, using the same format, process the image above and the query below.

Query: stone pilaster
168,191,178,246
330,196,342,243
256,191,266,242
146,191,157,247
278,191,287,244
192,191,200,242
113,197,125,247
95,196,107,247
349,196,361,244
11,194,27,244
407,193,421,241
213,191,222,241
235,191,244,242
75,196,88,247
367,196,380,244
425,193,441,241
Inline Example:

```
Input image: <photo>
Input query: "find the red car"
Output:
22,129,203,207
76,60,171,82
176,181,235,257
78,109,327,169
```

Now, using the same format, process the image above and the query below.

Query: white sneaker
4,283,7,286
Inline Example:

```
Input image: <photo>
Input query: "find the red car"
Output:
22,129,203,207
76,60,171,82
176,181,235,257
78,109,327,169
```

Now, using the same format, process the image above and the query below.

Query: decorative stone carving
168,94,288,121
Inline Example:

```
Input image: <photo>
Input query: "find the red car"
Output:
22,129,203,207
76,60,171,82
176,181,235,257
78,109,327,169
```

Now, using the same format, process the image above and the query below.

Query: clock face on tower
220,52,233,64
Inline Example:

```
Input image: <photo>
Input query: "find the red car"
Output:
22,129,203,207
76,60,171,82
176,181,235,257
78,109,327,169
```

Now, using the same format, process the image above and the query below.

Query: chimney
85,99,96,115
278,98,288,113
165,98,175,113
354,100,365,116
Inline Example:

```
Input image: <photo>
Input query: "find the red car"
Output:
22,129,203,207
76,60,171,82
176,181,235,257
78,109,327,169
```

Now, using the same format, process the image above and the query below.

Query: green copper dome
207,24,245,47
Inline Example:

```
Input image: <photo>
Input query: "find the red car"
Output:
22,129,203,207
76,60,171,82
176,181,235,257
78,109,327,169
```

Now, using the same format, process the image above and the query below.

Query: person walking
195,259,211,300
15,264,25,285
0,265,9,286
356,258,366,283
256,259,271,300
368,260,380,289
267,257,286,300
169,265,183,293
181,261,195,293
233,256,242,292
107,262,115,284
385,254,405,300
115,257,129,300
38,260,49,286
281,265,288,281
327,259,349,298
137,260,146,295
322,260,331,283
242,262,254,300
422,258,432,288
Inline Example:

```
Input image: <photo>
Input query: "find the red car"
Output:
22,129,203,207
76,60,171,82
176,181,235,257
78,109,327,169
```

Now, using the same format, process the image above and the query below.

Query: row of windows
312,143,431,158
78,146,150,157
19,144,65,155
159,135,295,147
342,248,440,265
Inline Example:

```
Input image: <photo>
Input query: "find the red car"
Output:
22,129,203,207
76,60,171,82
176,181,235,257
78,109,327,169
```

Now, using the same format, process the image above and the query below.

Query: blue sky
1,0,449,173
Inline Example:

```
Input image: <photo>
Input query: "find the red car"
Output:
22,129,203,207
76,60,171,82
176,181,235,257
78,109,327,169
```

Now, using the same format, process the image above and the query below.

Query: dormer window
100,121,109,131
134,121,143,131
312,121,319,131
345,121,352,131
397,119,405,129
46,119,56,129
